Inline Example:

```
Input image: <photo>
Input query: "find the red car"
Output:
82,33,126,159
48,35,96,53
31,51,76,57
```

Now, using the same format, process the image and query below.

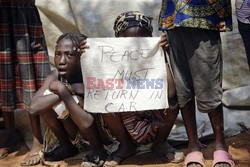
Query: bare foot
187,163,203,167
0,130,22,159
103,143,137,167
20,138,43,166
152,141,184,163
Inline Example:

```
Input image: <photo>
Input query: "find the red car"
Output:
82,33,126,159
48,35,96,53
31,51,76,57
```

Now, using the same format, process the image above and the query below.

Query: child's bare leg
102,113,137,165
208,104,226,150
29,115,43,152
181,98,203,167
152,63,183,162
21,115,43,165
0,112,22,159
61,117,78,141
208,104,230,167
153,63,178,144
181,98,200,152
41,109,77,161
94,115,112,145
79,119,108,167
152,107,178,151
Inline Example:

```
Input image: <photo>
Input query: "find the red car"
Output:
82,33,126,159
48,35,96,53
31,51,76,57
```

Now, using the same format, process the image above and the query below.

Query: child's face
119,27,152,37
54,38,81,80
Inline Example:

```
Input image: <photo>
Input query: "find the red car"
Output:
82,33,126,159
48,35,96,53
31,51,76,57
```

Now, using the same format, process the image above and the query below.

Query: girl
81,11,184,167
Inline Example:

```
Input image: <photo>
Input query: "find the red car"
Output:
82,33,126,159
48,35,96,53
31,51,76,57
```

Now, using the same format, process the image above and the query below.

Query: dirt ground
0,129,249,167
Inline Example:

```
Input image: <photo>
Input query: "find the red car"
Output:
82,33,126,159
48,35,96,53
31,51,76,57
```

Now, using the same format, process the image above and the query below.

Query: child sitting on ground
80,11,184,167
29,32,108,163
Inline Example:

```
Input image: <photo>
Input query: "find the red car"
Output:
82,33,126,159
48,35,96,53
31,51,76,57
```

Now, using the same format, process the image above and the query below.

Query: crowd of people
0,0,249,167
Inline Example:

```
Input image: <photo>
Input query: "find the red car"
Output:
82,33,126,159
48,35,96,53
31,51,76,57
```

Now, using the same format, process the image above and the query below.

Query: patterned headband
113,11,153,37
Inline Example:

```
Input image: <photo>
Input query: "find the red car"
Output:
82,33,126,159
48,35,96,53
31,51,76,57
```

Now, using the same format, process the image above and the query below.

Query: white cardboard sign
81,37,168,113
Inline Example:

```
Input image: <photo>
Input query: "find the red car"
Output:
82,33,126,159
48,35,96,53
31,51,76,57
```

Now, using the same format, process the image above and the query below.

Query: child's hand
49,81,69,97
159,33,169,51
80,40,89,53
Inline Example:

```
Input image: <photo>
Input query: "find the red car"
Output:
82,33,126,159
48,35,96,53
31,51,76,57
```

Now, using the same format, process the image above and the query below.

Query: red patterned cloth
0,0,51,112
121,110,165,144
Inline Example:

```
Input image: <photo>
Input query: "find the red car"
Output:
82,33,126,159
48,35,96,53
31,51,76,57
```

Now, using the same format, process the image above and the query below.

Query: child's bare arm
50,81,93,129
29,70,61,115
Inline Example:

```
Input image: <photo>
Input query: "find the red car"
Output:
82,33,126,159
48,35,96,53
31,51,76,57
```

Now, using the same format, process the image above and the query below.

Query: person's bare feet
20,137,43,166
103,143,137,167
0,130,23,159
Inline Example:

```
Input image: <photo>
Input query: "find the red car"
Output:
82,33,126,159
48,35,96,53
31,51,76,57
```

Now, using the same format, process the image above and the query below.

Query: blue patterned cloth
159,0,232,31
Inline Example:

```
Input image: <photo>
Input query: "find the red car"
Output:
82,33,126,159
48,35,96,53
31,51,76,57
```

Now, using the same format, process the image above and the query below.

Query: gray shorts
168,27,222,113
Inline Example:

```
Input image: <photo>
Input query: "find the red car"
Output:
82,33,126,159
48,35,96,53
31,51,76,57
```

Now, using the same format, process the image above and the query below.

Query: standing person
236,0,250,69
0,0,51,165
29,32,108,165
81,11,184,167
159,0,235,167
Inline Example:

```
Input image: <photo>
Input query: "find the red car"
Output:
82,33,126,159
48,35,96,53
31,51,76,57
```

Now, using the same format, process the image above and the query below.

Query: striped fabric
0,0,51,112
236,0,250,24
120,110,164,144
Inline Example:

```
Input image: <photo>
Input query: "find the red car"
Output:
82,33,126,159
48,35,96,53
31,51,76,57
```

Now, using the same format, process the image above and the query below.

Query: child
29,32,107,163
81,11,184,167
159,1,235,167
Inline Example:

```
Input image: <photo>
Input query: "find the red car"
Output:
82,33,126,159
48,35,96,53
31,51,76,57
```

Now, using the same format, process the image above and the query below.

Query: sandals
183,151,205,167
20,151,42,166
212,150,235,167
0,143,21,159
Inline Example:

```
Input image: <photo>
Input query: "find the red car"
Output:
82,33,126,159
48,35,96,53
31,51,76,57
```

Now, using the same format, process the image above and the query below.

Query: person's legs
41,109,78,161
21,115,43,165
207,105,234,167
78,116,108,167
152,63,184,162
187,28,233,167
102,113,137,166
94,115,113,146
60,117,78,141
168,28,205,167
208,104,226,150
0,112,22,159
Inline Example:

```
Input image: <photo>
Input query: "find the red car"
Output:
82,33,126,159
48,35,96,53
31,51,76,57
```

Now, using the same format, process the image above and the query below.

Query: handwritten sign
81,37,168,113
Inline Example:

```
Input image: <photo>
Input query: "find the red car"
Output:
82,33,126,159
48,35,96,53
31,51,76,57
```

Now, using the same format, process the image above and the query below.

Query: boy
29,32,107,163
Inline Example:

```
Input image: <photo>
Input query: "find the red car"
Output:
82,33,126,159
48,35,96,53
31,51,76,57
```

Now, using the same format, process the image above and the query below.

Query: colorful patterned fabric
159,0,232,31
113,11,153,37
0,0,51,112
121,110,165,144
236,0,250,24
